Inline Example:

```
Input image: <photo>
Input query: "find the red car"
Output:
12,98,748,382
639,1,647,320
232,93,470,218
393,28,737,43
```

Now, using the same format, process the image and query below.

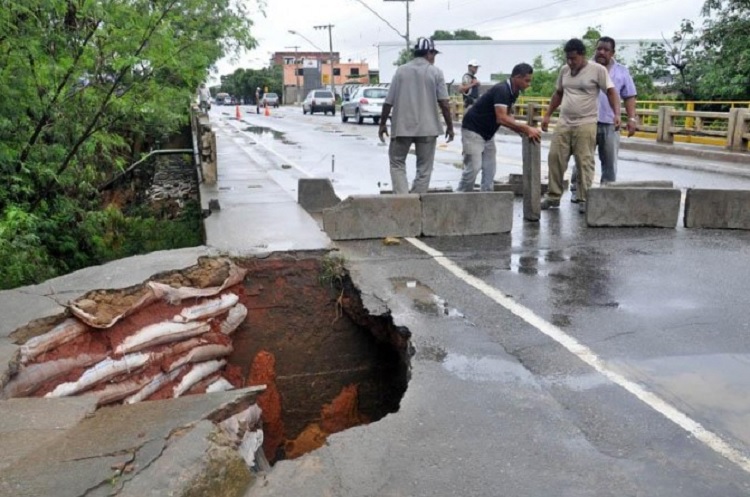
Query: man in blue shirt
456,63,541,192
570,36,638,202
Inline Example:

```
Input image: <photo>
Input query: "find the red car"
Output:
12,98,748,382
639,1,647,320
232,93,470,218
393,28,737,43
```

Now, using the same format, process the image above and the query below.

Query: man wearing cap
459,60,481,108
378,37,454,194
456,63,541,192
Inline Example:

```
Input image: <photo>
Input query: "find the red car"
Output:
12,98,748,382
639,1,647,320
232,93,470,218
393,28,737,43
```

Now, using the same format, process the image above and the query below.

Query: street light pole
284,45,301,103
384,0,413,51
314,24,335,97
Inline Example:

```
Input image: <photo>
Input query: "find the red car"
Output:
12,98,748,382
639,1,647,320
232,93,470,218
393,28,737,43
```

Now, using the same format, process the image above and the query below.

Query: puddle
244,126,284,139
613,354,750,446
390,277,464,318
442,353,538,386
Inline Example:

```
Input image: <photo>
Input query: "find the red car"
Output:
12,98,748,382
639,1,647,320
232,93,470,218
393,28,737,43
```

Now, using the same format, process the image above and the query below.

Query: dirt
4,253,411,463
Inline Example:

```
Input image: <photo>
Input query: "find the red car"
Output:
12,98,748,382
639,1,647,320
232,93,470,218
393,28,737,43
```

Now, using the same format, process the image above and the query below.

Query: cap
468,59,480,67
414,37,440,54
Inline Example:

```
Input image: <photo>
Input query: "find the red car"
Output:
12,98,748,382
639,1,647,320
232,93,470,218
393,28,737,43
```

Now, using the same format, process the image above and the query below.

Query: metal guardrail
512,99,750,152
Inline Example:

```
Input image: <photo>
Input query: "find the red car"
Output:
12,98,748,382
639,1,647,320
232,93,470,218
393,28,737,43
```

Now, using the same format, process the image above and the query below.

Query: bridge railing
514,99,750,152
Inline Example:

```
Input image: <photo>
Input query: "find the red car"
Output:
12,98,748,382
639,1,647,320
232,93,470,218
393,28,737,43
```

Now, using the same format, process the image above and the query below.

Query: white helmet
467,59,480,67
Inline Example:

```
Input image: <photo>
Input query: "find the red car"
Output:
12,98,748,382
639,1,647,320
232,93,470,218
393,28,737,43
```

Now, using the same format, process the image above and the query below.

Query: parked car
261,92,280,108
302,89,336,115
341,86,388,124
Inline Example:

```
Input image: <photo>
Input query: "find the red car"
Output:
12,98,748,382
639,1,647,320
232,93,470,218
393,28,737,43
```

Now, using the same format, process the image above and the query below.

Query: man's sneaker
570,191,580,203
541,198,560,210
578,201,587,214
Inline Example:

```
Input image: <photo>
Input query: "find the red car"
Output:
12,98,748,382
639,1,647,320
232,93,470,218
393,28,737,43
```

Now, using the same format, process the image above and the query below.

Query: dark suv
302,89,336,115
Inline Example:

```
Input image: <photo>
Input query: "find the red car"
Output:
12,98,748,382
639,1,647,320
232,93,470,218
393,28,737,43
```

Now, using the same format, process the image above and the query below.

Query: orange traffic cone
264,104,270,117
235,105,241,120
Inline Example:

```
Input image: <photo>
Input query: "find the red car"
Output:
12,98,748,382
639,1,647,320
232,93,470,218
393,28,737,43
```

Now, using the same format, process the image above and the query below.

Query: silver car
341,86,388,124
302,89,336,115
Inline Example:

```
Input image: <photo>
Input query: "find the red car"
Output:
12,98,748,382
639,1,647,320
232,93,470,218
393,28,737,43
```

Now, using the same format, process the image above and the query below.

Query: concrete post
522,103,541,222
731,109,749,152
656,106,675,143
726,108,740,150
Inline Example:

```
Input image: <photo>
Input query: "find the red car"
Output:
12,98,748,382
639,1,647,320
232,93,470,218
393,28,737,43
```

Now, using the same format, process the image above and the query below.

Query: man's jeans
389,136,438,194
456,129,496,192
571,123,620,190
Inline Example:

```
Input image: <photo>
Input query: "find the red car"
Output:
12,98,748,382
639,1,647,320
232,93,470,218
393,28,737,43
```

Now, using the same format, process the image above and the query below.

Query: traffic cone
235,105,241,120
264,104,270,117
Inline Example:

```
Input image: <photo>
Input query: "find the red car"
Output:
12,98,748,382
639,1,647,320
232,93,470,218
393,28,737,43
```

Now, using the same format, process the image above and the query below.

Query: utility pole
384,0,413,51
284,45,301,103
313,24,335,96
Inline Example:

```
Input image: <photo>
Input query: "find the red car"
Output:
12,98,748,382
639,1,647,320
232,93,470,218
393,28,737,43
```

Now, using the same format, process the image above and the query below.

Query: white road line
406,236,750,473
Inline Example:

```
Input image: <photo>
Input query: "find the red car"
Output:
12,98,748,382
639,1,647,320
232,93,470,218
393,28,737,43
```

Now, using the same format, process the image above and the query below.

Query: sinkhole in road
4,254,411,466
229,253,411,463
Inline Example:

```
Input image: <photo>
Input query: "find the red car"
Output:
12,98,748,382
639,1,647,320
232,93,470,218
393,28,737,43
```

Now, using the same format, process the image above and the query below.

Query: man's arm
438,99,454,142
378,103,392,143
541,89,563,132
496,106,541,142
458,74,478,94
606,87,621,128
624,95,637,137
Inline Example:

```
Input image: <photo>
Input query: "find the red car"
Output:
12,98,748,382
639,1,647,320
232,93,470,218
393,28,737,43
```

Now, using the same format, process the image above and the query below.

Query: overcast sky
215,0,707,77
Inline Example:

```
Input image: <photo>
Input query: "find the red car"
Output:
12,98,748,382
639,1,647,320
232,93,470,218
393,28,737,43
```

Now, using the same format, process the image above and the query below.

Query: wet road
214,105,750,492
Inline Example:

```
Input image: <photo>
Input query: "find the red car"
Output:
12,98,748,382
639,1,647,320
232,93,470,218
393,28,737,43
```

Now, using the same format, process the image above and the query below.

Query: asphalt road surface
211,105,750,495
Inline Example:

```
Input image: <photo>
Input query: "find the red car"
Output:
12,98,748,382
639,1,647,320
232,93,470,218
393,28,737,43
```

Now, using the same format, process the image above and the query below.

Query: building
377,39,656,86
272,51,370,103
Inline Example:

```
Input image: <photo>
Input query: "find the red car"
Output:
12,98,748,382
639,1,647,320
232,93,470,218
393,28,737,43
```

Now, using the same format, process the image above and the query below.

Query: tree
0,0,259,288
696,0,750,100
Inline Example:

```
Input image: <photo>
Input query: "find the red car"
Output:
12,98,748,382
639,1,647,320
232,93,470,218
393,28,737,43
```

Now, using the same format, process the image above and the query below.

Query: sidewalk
199,114,331,255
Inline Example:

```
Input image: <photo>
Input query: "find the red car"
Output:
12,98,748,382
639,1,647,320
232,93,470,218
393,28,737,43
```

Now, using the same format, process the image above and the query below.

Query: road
211,105,750,496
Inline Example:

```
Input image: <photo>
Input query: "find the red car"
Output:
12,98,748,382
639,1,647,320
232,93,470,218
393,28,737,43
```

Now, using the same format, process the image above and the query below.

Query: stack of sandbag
2,259,253,407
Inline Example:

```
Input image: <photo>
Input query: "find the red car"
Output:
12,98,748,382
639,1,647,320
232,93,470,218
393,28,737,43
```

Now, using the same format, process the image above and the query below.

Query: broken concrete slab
586,188,681,228
0,396,97,472
118,420,253,497
420,192,513,236
684,189,750,229
298,178,341,214
0,388,259,497
323,195,421,240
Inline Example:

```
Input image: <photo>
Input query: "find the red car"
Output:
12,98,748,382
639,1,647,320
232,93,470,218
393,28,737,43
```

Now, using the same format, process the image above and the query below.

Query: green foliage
0,0,262,289
522,56,559,97
393,48,414,66
431,29,492,40
220,65,283,102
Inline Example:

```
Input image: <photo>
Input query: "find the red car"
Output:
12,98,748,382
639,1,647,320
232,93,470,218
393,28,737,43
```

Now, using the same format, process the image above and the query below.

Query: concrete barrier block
298,178,341,213
322,195,421,240
604,180,674,188
586,188,680,228
684,189,750,229
421,192,513,236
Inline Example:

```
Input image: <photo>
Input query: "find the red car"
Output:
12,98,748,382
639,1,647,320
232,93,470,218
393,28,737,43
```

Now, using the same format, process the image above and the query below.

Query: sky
214,0,707,78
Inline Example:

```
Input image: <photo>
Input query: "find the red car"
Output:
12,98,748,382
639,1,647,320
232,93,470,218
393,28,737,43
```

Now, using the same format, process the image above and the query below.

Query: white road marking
406,236,750,473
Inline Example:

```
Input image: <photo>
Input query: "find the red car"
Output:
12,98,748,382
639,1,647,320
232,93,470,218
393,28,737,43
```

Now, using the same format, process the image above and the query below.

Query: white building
377,39,656,84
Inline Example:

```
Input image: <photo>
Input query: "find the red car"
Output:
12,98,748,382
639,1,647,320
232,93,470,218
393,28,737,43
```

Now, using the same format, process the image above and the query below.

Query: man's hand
525,125,542,143
541,115,551,133
378,123,389,143
626,118,637,137
445,126,455,143
613,116,621,130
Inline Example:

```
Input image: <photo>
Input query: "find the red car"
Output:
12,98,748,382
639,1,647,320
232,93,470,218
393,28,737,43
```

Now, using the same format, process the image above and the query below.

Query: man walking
459,60,481,109
569,36,638,201
456,63,541,192
378,37,454,194
541,38,620,213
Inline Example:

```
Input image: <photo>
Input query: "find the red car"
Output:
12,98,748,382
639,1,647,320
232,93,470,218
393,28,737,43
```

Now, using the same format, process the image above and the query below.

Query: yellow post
685,101,695,129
